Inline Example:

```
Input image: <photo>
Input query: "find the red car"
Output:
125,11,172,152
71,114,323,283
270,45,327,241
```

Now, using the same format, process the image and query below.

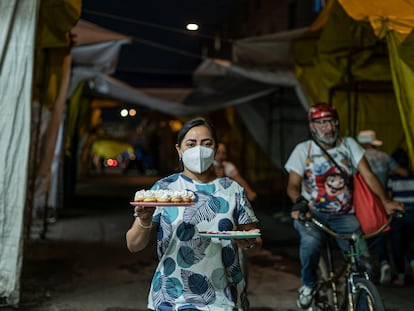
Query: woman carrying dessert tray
126,117,262,311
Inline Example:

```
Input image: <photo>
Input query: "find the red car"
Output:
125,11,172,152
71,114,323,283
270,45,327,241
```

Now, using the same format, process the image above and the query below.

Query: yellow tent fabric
91,140,134,159
387,31,414,165
292,0,408,159
338,0,414,165
36,0,81,48
338,0,414,38
34,0,81,108
65,81,91,157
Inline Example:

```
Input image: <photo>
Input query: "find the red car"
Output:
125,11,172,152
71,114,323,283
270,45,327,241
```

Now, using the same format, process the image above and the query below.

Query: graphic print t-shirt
284,138,364,214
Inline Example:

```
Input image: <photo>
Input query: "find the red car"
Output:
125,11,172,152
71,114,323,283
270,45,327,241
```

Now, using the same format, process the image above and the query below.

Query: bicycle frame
304,214,393,311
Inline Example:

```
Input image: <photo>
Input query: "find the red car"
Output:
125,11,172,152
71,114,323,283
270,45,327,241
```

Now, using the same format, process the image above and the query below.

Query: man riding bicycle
284,102,404,309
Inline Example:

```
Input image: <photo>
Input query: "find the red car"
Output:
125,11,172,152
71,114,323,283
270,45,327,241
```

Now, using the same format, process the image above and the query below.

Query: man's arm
287,171,305,219
393,166,409,177
357,156,404,214
232,173,257,202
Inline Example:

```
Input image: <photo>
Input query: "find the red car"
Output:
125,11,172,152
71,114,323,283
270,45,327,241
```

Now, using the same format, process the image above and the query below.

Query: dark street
2,2,414,311
14,174,414,311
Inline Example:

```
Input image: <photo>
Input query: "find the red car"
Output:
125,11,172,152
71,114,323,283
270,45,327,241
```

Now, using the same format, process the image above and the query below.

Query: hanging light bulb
120,109,128,117
186,23,199,31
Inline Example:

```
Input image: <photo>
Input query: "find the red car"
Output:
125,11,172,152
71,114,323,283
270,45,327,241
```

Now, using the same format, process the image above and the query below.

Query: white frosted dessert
132,189,195,203
143,190,156,202
134,190,145,202
156,190,171,202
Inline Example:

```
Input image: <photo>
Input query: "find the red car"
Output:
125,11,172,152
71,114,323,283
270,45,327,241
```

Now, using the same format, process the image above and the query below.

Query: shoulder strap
307,140,312,159
311,138,347,177
312,138,354,190
344,137,356,174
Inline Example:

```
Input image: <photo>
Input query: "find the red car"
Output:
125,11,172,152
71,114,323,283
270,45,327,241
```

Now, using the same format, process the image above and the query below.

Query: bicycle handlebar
299,212,398,240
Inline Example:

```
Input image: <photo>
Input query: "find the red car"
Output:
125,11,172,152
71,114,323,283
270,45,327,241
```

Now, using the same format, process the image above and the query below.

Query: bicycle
299,213,395,311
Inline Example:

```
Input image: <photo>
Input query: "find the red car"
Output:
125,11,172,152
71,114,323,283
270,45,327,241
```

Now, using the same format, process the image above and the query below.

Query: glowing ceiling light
120,109,128,117
186,23,199,31
169,120,182,132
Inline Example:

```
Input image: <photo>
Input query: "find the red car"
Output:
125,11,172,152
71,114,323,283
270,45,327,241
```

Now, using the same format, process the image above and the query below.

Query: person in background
284,103,404,309
357,130,408,285
213,142,258,287
126,117,262,311
214,142,257,202
387,148,414,286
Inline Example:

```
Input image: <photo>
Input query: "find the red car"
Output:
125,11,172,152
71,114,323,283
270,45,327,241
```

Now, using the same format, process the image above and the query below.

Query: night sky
81,0,238,88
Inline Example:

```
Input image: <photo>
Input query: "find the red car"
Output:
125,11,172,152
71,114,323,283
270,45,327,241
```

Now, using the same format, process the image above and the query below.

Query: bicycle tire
347,279,386,311
312,256,334,311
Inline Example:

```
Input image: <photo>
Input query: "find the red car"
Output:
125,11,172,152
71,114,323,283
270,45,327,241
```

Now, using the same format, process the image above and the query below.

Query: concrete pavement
23,201,301,311
14,175,414,311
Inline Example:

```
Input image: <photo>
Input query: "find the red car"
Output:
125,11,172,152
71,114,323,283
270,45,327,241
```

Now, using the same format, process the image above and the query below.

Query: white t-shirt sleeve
346,137,365,168
284,141,309,176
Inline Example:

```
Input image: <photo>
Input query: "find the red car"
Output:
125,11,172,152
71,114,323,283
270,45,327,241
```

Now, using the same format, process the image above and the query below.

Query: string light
81,9,233,64
82,9,233,43
186,23,199,31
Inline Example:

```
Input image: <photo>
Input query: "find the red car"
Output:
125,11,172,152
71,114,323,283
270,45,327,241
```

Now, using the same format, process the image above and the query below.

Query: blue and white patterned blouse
147,173,258,311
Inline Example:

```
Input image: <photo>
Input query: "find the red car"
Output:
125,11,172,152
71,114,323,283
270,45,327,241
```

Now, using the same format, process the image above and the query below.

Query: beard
313,128,338,146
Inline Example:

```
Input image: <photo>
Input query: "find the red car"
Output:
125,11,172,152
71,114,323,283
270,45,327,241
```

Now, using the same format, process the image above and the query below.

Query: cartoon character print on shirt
302,142,355,214
314,166,346,212
314,165,354,213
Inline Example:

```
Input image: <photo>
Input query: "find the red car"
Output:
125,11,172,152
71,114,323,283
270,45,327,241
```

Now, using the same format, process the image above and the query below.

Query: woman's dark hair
176,117,218,147
392,148,409,168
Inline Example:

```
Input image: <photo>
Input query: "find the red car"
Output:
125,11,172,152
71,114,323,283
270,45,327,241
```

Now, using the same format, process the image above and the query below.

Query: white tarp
85,56,309,168
59,20,313,171
187,55,310,167
86,72,277,116
232,27,308,67
0,0,39,306
77,29,312,167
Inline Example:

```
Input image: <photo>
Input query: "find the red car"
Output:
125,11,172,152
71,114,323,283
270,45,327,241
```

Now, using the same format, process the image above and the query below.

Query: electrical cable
81,9,234,66
82,9,233,43
131,36,203,60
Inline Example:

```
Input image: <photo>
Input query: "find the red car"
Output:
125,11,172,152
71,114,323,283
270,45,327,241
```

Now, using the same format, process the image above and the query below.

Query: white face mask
181,146,215,173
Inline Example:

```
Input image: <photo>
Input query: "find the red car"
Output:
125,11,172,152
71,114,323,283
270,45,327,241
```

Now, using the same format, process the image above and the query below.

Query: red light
106,158,118,167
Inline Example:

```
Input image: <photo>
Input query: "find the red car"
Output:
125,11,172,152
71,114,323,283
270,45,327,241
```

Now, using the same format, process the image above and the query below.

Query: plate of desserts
130,189,195,207
198,230,261,239
130,202,194,207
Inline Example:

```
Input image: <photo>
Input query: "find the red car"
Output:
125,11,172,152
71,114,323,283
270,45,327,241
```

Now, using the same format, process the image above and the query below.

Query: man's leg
391,218,405,276
403,211,414,278
327,213,360,252
294,219,323,287
293,219,323,309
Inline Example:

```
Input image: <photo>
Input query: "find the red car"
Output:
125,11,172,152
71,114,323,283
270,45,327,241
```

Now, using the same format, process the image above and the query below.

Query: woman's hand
126,205,156,252
234,230,261,250
234,225,262,250
134,205,156,223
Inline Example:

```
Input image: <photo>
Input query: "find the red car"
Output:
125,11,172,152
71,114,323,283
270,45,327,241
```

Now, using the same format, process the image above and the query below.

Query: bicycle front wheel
349,279,385,311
